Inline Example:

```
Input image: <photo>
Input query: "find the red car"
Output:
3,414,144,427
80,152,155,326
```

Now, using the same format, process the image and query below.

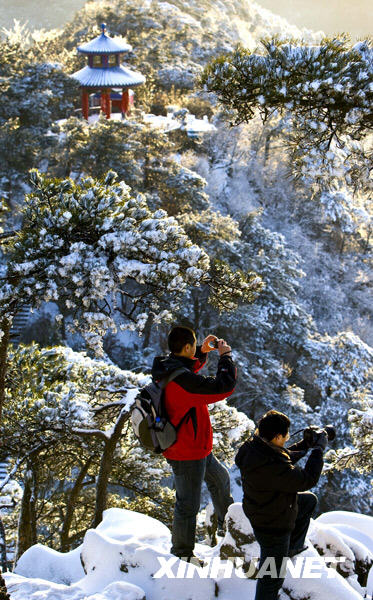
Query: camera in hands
303,425,336,448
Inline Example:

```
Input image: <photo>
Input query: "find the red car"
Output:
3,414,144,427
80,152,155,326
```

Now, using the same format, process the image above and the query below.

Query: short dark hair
258,410,290,441
168,326,196,354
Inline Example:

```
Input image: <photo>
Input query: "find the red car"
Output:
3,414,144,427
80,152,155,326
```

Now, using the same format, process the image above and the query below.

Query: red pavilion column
82,89,89,120
102,90,111,119
121,89,129,116
100,91,106,115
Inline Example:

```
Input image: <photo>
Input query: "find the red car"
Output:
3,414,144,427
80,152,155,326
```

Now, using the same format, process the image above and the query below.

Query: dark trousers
253,492,318,600
167,452,234,558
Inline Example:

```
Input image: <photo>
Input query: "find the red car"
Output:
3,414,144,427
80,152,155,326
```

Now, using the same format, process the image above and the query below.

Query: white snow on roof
78,33,132,55
71,65,146,88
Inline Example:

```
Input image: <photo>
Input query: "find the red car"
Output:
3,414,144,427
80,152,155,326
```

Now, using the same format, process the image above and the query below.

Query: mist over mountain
2,0,371,39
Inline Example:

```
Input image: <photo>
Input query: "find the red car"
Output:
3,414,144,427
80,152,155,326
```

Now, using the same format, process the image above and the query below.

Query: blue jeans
167,452,234,557
253,492,318,600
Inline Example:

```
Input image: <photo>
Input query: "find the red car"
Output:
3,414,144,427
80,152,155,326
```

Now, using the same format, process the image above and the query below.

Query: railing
9,304,31,346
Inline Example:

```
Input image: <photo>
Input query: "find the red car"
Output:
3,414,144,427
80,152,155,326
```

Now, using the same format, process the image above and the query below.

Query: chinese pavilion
71,24,145,120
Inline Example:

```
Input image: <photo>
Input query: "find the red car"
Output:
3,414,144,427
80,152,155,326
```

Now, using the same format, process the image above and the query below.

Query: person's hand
201,334,218,353
313,431,328,451
217,339,232,357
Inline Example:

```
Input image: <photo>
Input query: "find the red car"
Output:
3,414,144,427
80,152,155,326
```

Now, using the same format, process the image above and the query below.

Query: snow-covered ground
51,110,216,140
86,111,216,136
4,506,372,600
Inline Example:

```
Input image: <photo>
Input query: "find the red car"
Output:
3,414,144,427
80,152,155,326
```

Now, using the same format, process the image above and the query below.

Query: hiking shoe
178,555,205,567
288,545,308,558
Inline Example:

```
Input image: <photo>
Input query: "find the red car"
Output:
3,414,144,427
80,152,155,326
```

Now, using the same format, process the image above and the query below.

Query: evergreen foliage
201,37,372,252
1,343,252,556
50,116,210,214
201,37,373,146
0,170,262,354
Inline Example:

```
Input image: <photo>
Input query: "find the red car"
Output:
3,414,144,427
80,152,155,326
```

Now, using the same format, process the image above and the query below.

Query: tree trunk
0,570,10,600
30,464,38,547
339,231,345,255
264,132,272,164
142,314,154,349
93,411,129,528
364,224,371,253
0,319,12,598
60,457,93,552
0,518,7,572
92,437,116,528
0,318,11,426
15,468,33,563
193,293,200,331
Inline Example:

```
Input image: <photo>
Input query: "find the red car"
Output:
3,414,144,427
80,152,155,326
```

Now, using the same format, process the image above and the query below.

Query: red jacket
151,346,237,460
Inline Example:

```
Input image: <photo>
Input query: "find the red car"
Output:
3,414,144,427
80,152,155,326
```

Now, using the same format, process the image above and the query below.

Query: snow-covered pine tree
298,332,373,513
0,25,78,196
176,207,312,412
2,343,256,559
49,117,173,187
327,391,372,474
201,37,372,149
0,169,262,356
1,343,159,557
201,37,373,252
50,116,211,216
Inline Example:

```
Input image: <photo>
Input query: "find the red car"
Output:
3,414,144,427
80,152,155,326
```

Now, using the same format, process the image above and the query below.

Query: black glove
313,431,328,451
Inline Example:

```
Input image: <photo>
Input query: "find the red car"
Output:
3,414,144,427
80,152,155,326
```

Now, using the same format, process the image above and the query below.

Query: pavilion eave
71,65,146,89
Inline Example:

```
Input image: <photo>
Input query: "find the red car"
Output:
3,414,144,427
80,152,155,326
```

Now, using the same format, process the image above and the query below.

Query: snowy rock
315,511,373,541
97,507,172,546
311,511,373,588
85,581,146,599
15,544,84,585
219,502,260,575
367,564,373,600
7,506,373,600
204,502,218,547
75,513,217,598
282,545,364,600
309,521,373,585
5,572,146,600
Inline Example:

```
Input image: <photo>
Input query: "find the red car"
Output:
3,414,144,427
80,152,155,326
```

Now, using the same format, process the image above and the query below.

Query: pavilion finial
101,23,106,35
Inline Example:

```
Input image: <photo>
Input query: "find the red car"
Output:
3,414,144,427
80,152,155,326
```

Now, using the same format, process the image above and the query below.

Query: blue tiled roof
77,32,132,55
71,65,146,88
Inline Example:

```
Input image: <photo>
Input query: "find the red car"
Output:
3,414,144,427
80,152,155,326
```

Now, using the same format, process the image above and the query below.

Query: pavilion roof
77,31,132,55
71,65,146,88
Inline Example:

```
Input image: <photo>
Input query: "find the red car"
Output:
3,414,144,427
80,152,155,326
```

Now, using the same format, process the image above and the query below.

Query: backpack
131,367,197,454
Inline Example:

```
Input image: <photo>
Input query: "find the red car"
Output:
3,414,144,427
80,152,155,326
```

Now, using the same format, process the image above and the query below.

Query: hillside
52,0,321,89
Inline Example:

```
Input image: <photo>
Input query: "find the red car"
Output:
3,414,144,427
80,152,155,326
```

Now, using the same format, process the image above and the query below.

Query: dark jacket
235,434,323,533
151,346,237,460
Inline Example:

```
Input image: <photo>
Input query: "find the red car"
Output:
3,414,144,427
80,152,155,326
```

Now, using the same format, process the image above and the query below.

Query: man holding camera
152,325,237,561
235,409,328,600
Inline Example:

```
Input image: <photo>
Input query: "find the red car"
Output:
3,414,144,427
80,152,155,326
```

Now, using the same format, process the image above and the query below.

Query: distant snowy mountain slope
60,0,322,91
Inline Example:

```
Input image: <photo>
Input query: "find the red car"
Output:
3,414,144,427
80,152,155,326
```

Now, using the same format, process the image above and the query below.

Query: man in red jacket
151,325,237,561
